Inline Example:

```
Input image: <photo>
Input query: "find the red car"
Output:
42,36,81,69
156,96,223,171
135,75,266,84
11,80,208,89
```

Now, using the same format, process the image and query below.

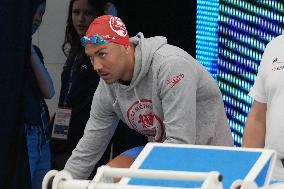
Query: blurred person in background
24,0,55,188
242,34,284,181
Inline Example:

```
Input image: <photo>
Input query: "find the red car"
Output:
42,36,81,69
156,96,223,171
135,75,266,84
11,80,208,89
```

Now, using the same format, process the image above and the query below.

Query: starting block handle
56,180,222,189
94,165,220,182
88,182,217,189
43,167,223,189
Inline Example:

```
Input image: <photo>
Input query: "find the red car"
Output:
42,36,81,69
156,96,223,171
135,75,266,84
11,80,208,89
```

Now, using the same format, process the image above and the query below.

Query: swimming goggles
80,35,109,47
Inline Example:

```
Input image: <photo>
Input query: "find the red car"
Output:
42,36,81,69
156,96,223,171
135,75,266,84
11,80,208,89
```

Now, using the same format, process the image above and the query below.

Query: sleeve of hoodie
64,82,119,179
158,55,198,144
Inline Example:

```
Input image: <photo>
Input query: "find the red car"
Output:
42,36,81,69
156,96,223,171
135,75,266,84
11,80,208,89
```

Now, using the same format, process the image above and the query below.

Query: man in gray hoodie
64,15,233,179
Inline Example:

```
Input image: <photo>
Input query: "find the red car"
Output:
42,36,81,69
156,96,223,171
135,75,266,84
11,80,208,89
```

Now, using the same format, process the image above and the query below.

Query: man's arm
242,100,267,148
157,56,198,144
64,83,119,179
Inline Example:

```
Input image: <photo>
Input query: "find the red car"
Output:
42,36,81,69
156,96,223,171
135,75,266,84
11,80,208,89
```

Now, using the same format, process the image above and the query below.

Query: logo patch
80,64,88,70
271,57,284,71
109,16,128,37
127,99,165,142
167,73,184,88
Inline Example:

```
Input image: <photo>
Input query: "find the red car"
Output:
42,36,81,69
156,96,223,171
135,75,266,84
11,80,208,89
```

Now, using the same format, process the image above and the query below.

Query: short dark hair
62,0,105,56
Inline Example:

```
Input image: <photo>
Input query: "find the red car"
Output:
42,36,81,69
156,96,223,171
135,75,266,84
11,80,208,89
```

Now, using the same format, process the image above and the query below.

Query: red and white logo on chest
127,99,165,142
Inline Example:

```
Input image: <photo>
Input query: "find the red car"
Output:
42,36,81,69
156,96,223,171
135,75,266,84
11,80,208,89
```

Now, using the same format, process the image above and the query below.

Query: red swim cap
86,15,129,46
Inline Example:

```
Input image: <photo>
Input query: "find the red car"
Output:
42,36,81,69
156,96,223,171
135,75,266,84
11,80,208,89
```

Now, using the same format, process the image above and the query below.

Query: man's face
85,42,129,84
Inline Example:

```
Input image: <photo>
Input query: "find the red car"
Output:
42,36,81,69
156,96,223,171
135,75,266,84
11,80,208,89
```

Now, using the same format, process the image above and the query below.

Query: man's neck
123,43,136,82
119,80,131,86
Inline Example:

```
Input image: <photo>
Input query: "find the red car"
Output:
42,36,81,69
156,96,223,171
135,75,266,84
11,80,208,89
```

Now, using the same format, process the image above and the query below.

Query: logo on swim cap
109,16,128,37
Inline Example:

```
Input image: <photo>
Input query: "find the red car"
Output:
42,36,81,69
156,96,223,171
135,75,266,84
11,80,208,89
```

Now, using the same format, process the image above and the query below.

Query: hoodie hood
126,32,167,89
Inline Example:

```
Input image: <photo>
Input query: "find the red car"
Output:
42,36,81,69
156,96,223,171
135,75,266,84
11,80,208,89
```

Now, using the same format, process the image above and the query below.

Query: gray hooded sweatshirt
64,33,233,179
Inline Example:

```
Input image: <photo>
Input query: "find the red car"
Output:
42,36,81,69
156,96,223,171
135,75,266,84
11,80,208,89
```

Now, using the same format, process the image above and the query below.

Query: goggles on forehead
80,35,109,47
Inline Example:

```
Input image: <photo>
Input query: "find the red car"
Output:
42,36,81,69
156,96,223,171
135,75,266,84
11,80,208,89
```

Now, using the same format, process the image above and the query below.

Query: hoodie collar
117,32,167,91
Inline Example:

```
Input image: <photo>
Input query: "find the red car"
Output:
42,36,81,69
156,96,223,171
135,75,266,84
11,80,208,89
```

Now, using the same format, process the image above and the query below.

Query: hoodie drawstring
113,98,118,107
134,88,141,103
112,84,119,107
